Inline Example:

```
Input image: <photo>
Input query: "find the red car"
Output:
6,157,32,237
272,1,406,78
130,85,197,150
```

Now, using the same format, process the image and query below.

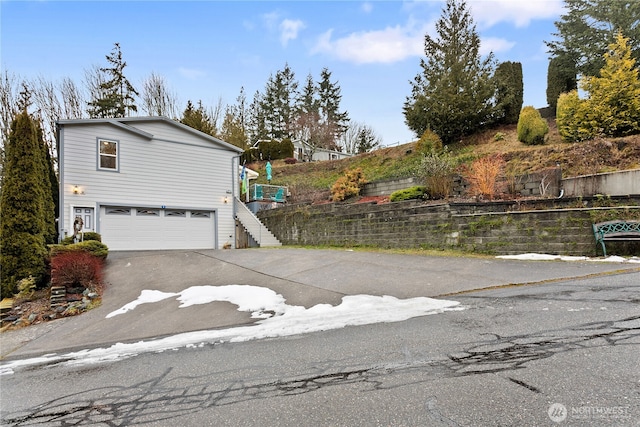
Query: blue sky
1,0,565,146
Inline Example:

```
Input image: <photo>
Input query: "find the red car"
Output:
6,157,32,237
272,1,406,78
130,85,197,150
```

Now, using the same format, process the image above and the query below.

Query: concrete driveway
1,248,638,360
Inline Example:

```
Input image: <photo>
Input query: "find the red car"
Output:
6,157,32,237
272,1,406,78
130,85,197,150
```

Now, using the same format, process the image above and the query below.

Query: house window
190,211,211,218
105,207,131,215
165,210,186,217
136,208,160,216
98,138,118,171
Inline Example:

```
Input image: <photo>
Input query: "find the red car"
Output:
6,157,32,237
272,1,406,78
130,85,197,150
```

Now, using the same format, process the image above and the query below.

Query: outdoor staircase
234,198,282,247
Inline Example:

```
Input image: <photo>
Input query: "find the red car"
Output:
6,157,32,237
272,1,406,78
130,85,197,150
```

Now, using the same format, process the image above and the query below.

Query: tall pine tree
261,64,298,141
494,61,523,125
403,0,496,144
180,100,217,136
546,55,578,111
0,110,50,297
87,43,139,118
317,68,349,150
546,0,640,79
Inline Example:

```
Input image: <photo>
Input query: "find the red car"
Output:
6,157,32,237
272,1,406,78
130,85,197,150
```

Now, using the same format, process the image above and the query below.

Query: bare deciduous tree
0,70,20,148
84,64,107,117
207,97,225,133
141,72,179,118
338,121,381,154
60,77,85,119
31,75,62,156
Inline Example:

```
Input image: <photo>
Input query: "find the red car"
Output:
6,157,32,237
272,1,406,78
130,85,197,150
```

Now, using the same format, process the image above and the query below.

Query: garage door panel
100,206,215,250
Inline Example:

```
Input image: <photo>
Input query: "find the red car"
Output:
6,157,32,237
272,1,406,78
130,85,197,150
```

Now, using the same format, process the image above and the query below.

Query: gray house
292,139,353,162
57,117,243,251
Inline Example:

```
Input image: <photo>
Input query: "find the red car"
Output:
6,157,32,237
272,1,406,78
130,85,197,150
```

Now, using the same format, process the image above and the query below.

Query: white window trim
97,138,119,172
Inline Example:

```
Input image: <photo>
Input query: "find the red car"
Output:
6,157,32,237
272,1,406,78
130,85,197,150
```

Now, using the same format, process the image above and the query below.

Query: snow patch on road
496,253,640,263
1,286,462,375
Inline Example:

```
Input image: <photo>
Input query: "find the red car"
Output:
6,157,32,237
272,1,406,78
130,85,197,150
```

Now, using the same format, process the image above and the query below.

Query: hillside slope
249,122,640,203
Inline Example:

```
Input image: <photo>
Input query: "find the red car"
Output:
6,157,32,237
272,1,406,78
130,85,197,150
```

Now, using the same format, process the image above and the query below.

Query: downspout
231,154,242,240
56,122,64,242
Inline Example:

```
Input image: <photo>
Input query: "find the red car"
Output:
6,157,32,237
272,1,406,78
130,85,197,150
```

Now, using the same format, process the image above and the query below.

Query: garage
100,206,216,251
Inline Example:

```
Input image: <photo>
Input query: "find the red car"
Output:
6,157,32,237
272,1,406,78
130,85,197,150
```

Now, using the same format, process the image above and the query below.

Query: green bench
592,220,640,256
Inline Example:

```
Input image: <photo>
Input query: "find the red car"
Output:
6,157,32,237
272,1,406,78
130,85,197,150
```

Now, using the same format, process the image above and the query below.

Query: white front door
73,207,95,232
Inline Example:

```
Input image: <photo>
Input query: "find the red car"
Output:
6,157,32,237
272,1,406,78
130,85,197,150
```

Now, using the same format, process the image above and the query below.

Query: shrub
556,34,640,142
50,240,109,260
331,168,367,202
17,276,37,298
416,148,456,199
415,129,443,155
517,106,549,145
493,132,506,141
258,138,294,161
556,90,592,142
50,251,103,290
390,186,427,202
61,232,102,245
462,154,505,200
284,157,297,164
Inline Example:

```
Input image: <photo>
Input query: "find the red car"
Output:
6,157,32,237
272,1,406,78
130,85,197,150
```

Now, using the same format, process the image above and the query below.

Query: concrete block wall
361,168,562,199
361,177,417,197
257,196,640,256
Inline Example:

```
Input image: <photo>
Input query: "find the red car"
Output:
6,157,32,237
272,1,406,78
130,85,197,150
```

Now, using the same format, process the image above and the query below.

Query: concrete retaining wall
562,169,640,197
257,196,640,256
360,168,562,199
362,177,418,197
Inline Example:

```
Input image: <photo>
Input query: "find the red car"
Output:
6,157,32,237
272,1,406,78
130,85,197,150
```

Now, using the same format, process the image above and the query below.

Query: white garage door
100,206,216,250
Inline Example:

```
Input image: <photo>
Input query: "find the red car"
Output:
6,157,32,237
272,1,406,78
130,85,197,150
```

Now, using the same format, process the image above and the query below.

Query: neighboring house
57,117,243,251
292,140,353,162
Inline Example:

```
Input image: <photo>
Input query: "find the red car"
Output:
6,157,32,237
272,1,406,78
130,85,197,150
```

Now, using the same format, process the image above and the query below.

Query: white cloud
480,37,516,55
361,2,373,14
262,11,280,31
469,0,565,28
280,18,306,46
312,24,426,64
178,67,206,80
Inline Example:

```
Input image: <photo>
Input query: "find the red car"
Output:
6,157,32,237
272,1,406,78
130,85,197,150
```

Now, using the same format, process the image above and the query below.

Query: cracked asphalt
1,248,639,426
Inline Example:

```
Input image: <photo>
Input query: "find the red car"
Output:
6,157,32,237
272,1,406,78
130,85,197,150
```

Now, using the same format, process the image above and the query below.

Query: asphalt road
1,255,638,426
2,248,638,360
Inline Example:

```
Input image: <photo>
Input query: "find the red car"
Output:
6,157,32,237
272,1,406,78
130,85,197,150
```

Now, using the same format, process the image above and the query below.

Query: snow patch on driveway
1,286,462,375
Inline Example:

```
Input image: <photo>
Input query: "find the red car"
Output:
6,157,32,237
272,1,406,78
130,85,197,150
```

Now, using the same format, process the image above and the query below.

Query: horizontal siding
60,122,237,247
124,120,233,150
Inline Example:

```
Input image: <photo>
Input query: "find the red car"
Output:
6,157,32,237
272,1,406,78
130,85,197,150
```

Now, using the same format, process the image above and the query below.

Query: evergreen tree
356,126,381,153
261,64,298,140
556,32,640,141
546,0,640,79
87,43,139,118
180,100,217,136
546,55,578,111
317,68,349,149
293,73,322,158
247,90,268,145
36,124,58,244
579,32,640,137
403,0,496,144
0,110,49,297
220,109,248,149
493,61,523,125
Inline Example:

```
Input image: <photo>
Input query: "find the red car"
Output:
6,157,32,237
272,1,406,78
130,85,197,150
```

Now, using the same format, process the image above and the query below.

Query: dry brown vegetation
251,120,640,200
